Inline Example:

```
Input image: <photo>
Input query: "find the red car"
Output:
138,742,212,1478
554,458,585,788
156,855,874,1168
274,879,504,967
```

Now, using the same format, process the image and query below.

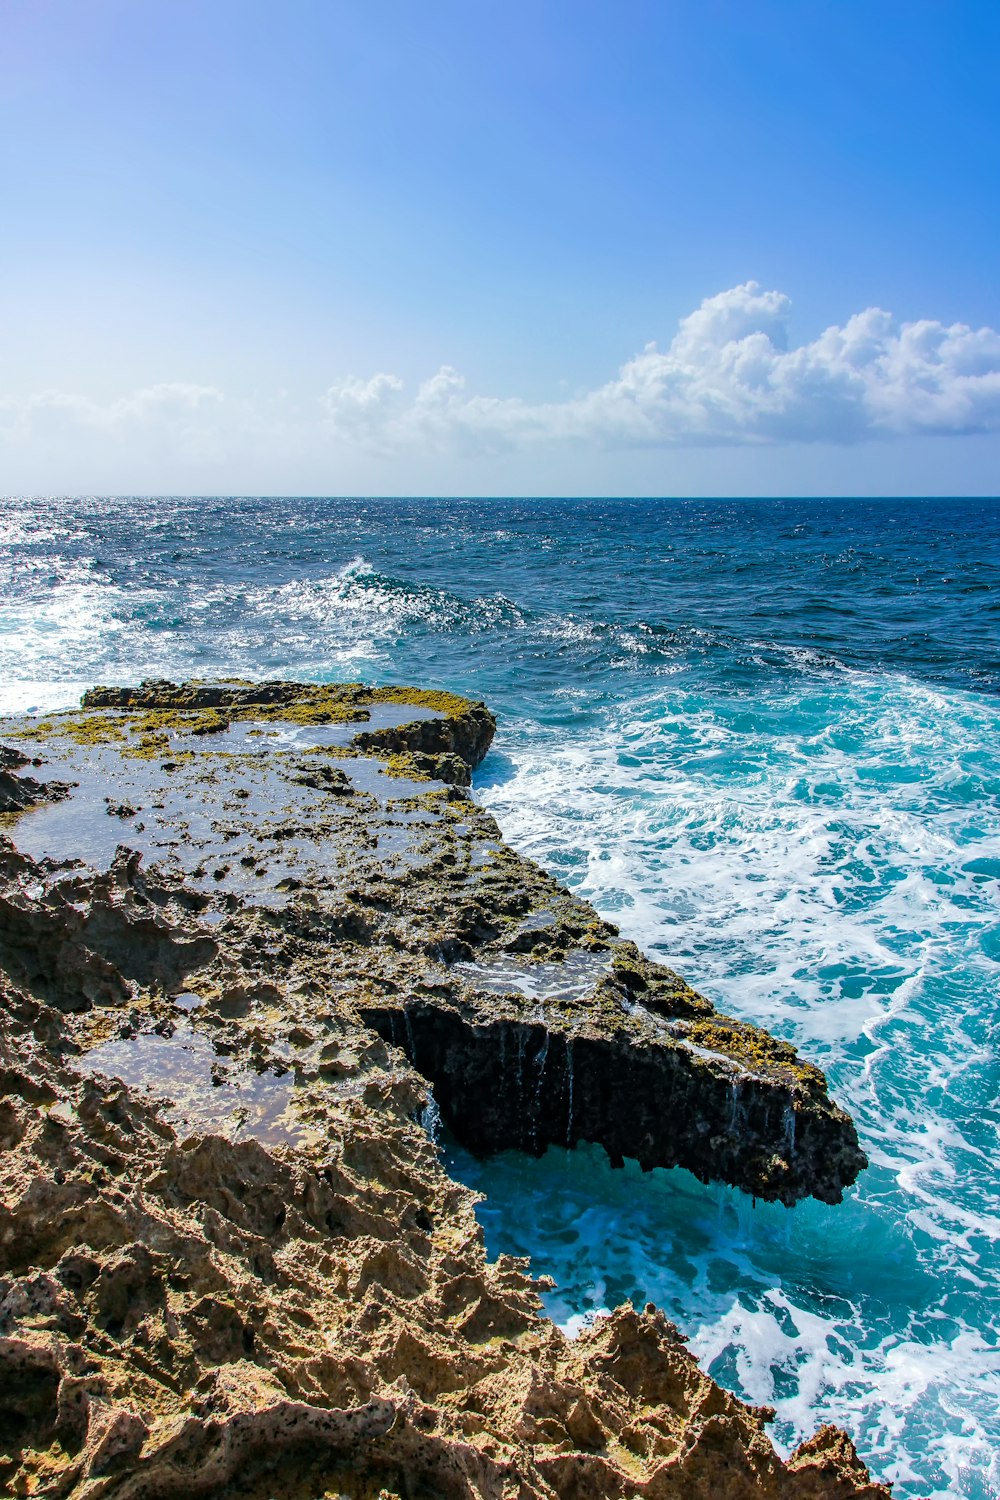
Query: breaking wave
469,669,1000,1498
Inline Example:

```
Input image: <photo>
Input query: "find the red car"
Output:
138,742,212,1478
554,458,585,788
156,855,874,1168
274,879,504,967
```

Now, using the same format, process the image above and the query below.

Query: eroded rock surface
0,681,886,1498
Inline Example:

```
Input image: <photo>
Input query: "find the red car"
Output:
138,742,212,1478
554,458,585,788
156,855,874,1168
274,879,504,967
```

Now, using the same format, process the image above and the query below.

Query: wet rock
0,843,217,1012
283,762,354,794
0,745,71,814
0,681,888,1497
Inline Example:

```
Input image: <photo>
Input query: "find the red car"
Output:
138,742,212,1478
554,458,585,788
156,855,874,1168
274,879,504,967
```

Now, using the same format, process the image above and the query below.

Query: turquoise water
2,494,999,1495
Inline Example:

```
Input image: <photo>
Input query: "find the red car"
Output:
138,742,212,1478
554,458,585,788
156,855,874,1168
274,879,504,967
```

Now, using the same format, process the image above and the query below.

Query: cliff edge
0,681,885,1498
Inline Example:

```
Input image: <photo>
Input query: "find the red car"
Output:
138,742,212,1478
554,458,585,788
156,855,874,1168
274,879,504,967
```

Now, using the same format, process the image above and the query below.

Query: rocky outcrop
79,679,496,782
0,681,886,1498
0,745,71,816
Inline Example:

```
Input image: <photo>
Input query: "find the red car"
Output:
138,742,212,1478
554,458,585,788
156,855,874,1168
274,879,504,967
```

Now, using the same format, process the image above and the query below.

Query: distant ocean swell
2,494,999,1497
0,549,917,714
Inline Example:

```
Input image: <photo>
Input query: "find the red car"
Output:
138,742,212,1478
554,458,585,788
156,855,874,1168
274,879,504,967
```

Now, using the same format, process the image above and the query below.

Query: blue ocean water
2,493,999,1497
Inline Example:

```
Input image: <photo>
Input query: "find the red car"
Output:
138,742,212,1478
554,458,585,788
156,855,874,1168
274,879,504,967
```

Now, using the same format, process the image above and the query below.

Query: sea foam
471,669,1000,1497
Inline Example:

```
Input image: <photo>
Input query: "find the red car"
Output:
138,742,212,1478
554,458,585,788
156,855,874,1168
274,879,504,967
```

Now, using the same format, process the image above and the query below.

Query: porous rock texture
0,681,887,1498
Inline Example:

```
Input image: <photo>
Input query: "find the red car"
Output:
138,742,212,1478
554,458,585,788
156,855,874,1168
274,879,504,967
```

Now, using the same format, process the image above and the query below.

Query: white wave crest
472,669,1000,1496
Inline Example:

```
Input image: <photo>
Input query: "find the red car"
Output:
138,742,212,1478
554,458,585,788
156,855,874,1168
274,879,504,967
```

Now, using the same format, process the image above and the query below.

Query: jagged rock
0,744,71,815
0,682,887,1498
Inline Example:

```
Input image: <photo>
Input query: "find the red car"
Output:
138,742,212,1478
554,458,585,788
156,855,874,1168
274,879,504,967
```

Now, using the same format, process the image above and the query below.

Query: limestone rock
0,682,888,1497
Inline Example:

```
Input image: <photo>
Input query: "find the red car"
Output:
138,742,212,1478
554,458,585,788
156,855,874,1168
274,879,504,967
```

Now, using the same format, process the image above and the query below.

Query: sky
2,0,1000,496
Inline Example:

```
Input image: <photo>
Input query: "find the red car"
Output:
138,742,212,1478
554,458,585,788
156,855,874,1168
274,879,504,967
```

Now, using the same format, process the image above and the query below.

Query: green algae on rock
0,680,884,1499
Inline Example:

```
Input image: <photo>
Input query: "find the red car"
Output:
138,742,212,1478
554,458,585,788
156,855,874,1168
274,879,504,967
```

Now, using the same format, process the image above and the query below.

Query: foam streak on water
471,672,1000,1498
2,494,999,1497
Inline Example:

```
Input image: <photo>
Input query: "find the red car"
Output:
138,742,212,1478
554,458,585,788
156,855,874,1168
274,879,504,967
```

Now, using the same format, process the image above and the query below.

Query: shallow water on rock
453,951,611,1004
80,1023,301,1145
3,711,448,897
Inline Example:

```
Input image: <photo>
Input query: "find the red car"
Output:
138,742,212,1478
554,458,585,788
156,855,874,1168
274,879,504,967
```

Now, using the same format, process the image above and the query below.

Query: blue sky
3,0,1000,495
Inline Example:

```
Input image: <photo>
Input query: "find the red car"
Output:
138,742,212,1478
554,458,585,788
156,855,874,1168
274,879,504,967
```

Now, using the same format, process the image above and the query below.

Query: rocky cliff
0,681,887,1498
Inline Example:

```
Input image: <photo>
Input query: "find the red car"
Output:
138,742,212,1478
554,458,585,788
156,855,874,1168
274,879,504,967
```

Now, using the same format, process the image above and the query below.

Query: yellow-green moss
384,787,455,813
129,708,229,737
9,706,229,749
375,751,432,782
369,685,474,719
255,704,366,726
124,697,364,732
418,787,460,807
300,744,360,759
127,731,171,760
610,943,647,982
10,713,126,747
126,738,195,764
687,1018,826,1089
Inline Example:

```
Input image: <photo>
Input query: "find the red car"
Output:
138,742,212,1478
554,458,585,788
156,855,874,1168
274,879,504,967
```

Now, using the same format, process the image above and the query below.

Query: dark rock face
0,747,71,815
363,998,864,1206
0,681,887,1498
352,712,496,784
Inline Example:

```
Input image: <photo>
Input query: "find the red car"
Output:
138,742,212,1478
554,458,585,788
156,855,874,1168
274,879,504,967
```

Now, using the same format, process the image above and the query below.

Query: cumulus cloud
4,286,1000,492
0,382,224,435
322,283,1000,450
0,382,241,489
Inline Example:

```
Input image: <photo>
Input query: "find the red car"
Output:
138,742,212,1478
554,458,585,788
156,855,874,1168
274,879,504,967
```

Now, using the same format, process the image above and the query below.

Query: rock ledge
0,681,885,1499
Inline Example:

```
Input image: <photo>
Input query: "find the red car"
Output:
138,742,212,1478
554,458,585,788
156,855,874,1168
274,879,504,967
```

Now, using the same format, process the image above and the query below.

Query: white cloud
322,283,1000,450
0,382,242,485
4,286,1000,495
0,382,224,435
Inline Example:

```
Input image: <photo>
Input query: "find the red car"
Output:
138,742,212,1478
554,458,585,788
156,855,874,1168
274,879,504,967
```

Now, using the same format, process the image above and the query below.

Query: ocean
2,493,999,1497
